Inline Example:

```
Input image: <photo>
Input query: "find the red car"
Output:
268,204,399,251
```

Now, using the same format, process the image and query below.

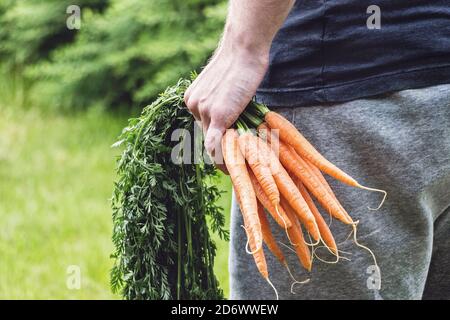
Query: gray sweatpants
229,84,450,300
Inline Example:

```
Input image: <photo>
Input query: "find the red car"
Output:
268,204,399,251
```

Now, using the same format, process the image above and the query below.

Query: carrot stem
242,110,264,128
235,119,248,133
250,101,270,117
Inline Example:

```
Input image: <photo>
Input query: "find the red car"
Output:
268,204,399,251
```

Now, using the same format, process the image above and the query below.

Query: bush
0,0,108,70
27,0,227,110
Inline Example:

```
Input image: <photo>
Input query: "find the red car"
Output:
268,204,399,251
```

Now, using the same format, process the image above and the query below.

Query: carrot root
315,246,352,257
349,220,381,288
266,277,279,300
338,228,355,245
351,221,378,266
302,232,322,247
279,241,296,253
311,245,353,264
312,247,351,264
284,263,310,294
357,184,388,210
327,212,333,228
290,279,311,295
241,225,262,254
304,231,345,264
316,242,340,262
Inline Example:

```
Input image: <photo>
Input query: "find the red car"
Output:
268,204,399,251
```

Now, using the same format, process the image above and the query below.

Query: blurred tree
26,0,227,110
0,0,108,70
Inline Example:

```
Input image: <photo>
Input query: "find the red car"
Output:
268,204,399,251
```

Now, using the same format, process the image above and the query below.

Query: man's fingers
204,123,225,164
185,97,201,121
212,131,229,174
198,105,211,133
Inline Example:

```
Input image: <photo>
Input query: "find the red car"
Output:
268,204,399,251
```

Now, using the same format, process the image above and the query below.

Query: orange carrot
222,129,262,252
249,169,292,228
295,178,338,253
258,123,352,224
252,137,320,240
241,218,269,279
304,159,353,223
280,197,312,271
257,201,285,265
264,111,388,209
239,132,279,206
224,130,280,299
264,111,358,185
275,169,320,241
305,159,339,202
242,219,280,300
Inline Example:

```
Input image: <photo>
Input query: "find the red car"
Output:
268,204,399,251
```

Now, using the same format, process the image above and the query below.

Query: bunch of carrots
222,101,387,298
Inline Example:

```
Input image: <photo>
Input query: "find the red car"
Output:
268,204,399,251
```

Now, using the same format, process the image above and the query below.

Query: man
184,0,450,299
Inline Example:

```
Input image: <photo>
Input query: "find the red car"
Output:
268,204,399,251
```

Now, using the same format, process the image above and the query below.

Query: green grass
0,98,232,299
0,105,125,299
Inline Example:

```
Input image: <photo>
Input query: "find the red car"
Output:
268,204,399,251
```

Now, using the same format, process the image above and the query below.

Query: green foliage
26,0,227,110
0,0,108,69
111,79,228,299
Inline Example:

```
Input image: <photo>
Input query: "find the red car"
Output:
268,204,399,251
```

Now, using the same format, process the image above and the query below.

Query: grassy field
0,99,231,299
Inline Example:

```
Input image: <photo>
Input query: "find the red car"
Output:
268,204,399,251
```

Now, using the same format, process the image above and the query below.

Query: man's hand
184,0,295,172
184,42,269,171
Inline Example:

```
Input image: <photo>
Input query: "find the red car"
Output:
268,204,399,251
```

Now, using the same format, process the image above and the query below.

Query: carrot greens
111,79,228,300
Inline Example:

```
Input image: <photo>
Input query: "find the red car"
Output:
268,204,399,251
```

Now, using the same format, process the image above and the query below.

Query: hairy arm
184,0,295,171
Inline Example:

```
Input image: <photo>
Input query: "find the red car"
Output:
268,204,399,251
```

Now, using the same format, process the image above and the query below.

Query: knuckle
198,104,210,118
183,89,191,105
185,97,198,111
198,96,208,105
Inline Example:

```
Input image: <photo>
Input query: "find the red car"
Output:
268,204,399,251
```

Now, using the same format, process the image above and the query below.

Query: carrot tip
279,241,312,271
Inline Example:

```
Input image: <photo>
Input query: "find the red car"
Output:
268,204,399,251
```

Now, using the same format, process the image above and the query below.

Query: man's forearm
222,0,295,55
